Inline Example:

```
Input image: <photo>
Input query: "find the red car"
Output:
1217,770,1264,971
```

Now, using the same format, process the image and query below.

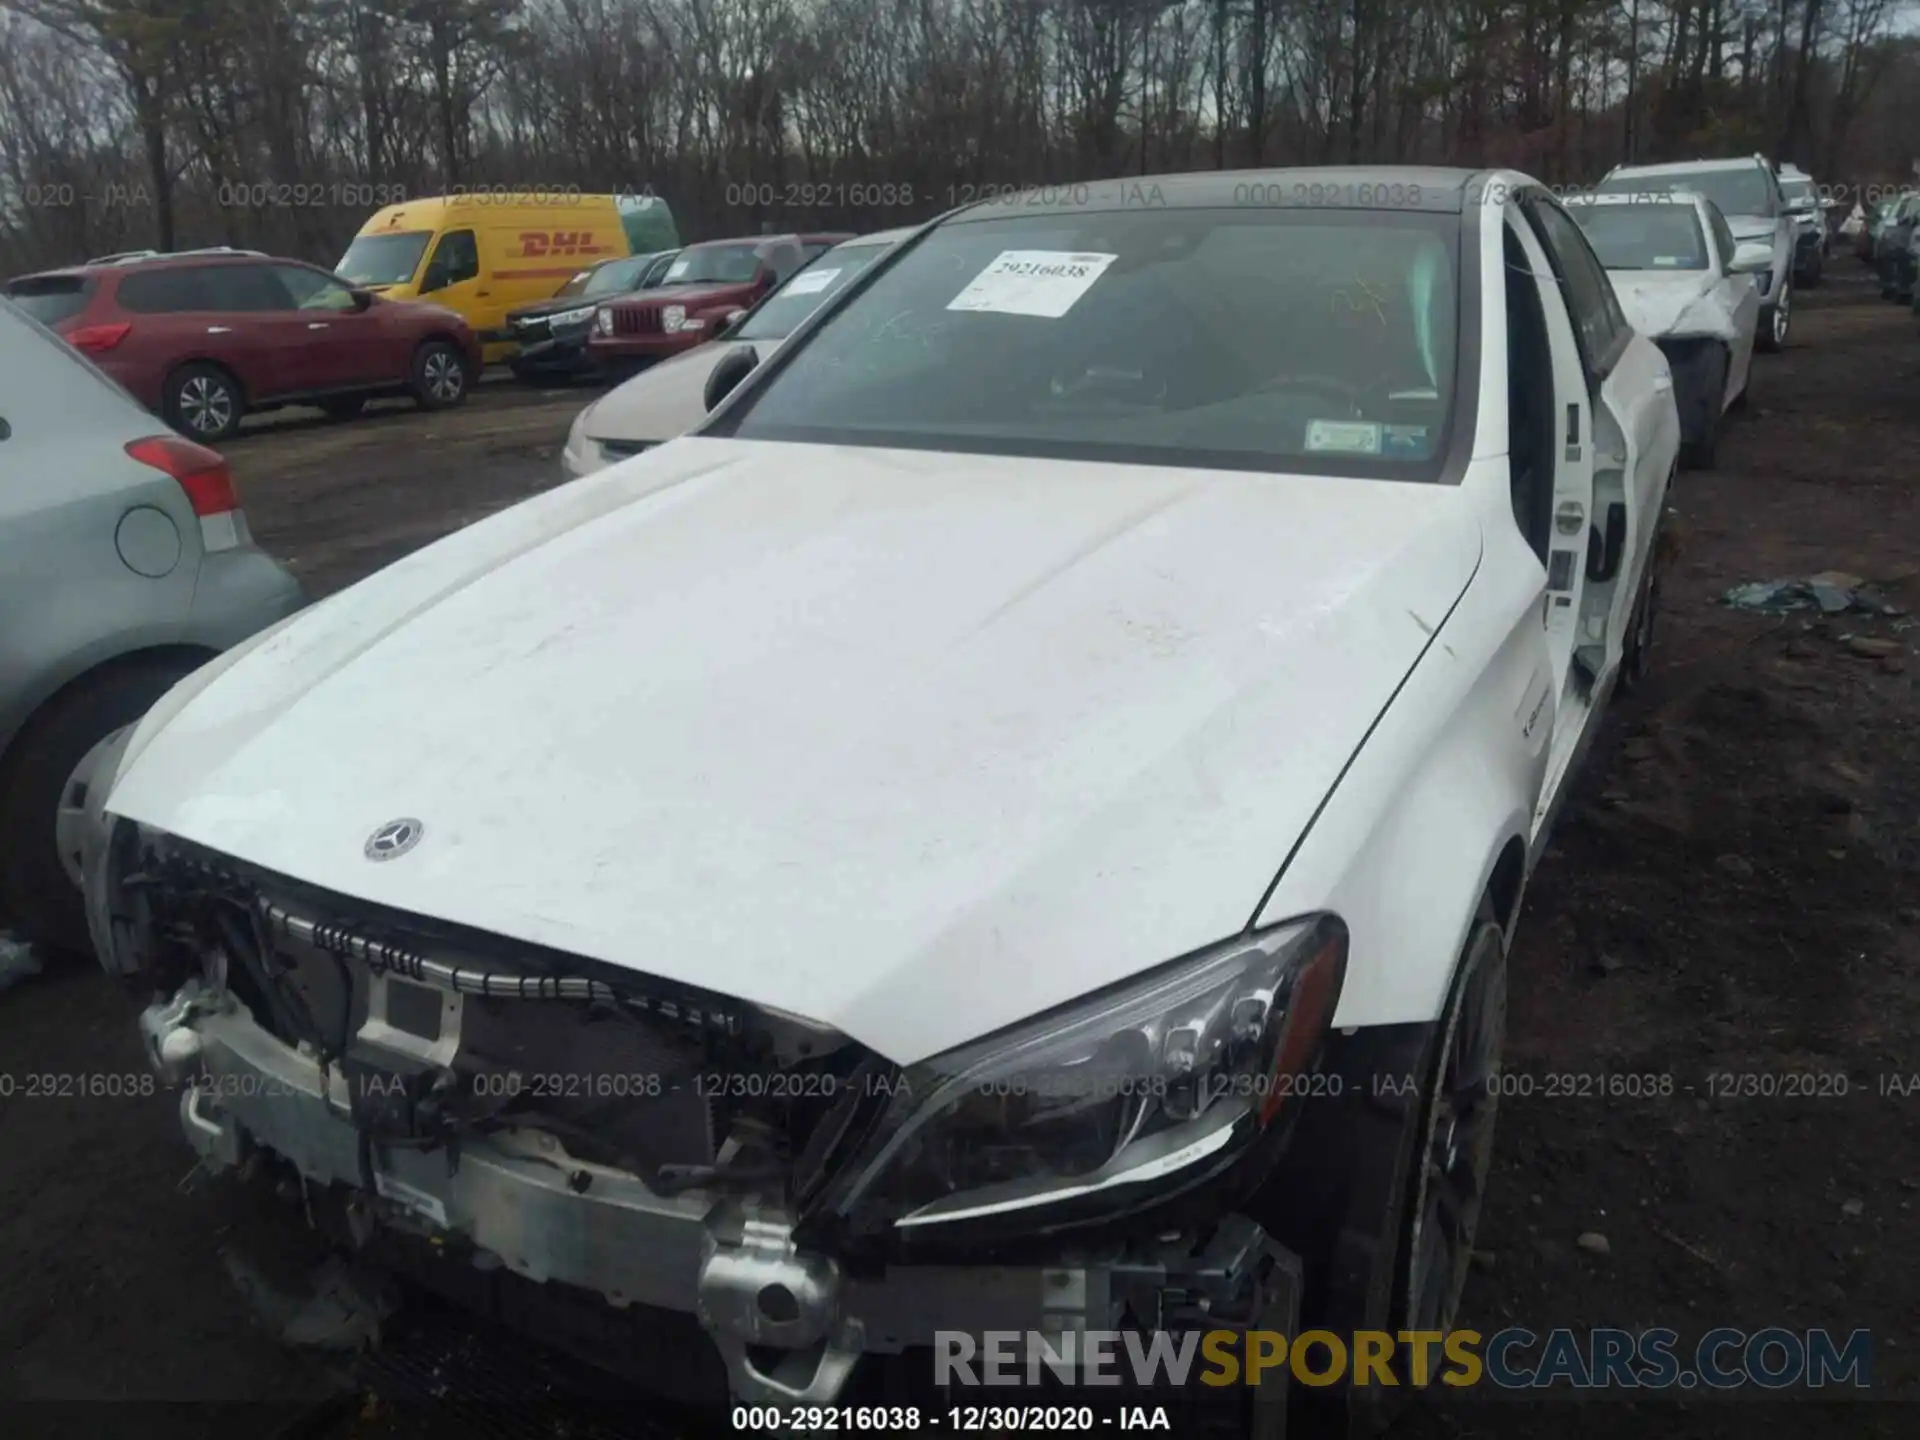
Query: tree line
2,0,1916,277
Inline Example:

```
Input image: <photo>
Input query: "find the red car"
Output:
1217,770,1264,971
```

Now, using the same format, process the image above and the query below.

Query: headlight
594,306,614,336
549,305,597,327
661,304,688,333
562,404,605,477
820,915,1346,1236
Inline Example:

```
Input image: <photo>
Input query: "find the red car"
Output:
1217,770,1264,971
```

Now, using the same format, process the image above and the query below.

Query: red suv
6,250,483,441
586,233,853,370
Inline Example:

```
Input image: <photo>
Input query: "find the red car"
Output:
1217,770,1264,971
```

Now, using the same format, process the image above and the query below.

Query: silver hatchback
0,296,303,952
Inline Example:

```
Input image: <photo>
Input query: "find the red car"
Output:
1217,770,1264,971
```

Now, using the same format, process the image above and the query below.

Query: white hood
1611,270,1741,340
105,439,1481,1063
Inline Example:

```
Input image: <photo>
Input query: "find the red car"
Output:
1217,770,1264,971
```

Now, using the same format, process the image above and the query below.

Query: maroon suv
586,233,853,369
6,250,483,441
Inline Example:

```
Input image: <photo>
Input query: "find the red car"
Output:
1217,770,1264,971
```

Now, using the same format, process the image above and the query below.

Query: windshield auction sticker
784,267,841,296
947,251,1119,318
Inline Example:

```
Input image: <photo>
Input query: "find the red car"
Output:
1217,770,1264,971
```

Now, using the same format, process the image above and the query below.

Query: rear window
6,274,95,326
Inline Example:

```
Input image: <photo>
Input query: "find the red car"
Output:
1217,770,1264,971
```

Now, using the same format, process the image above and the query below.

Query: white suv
1596,154,1795,351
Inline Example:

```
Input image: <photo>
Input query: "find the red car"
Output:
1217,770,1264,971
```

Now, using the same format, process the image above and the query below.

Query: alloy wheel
179,375,233,436
425,350,464,402
1405,923,1508,1335
1772,289,1791,346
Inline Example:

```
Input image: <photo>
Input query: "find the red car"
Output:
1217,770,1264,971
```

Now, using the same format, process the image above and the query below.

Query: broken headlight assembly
814,915,1345,1243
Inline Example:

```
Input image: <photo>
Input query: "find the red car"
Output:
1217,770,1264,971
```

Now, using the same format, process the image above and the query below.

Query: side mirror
704,345,760,412
349,288,374,311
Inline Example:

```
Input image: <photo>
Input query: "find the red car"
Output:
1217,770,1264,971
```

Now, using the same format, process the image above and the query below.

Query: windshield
736,245,890,342
336,231,432,286
662,243,762,286
1599,167,1775,219
717,208,1460,479
557,255,650,299
1567,203,1709,270
6,274,93,325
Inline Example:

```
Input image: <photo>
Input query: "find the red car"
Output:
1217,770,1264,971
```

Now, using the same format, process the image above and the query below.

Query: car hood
583,340,769,444
104,440,1481,1063
614,281,750,308
507,296,601,322
1610,271,1739,339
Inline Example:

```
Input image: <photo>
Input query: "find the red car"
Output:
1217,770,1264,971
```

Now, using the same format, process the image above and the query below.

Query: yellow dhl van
334,192,679,362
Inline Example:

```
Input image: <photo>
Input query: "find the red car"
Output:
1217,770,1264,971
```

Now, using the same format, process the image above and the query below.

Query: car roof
1609,156,1767,177
1566,191,1708,209
944,166,1482,219
14,251,274,284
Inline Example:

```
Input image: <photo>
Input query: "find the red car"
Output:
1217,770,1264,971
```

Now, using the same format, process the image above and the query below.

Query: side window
206,264,296,312
117,267,211,313
275,265,358,311
421,229,479,292
1525,198,1629,379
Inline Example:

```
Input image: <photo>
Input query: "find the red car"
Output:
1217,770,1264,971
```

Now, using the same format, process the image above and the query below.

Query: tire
1620,560,1661,694
163,361,245,442
318,395,366,421
1679,352,1726,471
508,360,539,385
0,658,203,954
409,339,470,411
1268,903,1508,1438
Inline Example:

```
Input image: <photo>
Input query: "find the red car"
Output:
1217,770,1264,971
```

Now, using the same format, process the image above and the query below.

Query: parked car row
79,163,1686,1430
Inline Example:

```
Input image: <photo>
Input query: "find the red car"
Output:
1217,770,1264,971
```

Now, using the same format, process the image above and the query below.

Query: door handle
1653,374,1673,393
206,326,231,334
476,289,491,297
307,322,329,330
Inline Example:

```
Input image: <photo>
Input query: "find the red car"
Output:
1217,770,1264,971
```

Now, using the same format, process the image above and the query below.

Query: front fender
1257,468,1547,1031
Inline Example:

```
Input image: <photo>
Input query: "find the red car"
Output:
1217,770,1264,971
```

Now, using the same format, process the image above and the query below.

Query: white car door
1515,192,1676,821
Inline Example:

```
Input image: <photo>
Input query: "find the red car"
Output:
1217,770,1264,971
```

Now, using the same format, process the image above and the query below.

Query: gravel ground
2,269,1916,1438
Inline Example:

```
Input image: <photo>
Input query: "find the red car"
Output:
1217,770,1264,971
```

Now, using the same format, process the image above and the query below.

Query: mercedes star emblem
364,817,425,861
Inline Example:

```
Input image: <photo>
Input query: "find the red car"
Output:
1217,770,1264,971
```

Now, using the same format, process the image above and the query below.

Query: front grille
141,838,890,1201
601,439,651,460
513,316,553,342
611,305,661,336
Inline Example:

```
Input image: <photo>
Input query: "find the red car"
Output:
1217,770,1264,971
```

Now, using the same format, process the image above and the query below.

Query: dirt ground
3,267,1918,1439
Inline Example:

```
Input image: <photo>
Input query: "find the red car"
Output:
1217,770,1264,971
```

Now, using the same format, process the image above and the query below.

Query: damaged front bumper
138,968,1300,1416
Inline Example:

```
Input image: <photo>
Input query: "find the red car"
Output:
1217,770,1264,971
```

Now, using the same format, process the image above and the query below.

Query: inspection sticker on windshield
784,267,841,296
947,251,1118,319
1306,419,1384,455
665,258,690,280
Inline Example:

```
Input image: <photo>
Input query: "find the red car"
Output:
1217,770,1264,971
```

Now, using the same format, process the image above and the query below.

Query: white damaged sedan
85,168,1678,1431
1565,190,1760,470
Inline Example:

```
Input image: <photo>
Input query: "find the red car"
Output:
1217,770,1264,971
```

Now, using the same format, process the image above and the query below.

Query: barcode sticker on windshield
784,267,841,296
947,251,1118,319
1305,419,1383,455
